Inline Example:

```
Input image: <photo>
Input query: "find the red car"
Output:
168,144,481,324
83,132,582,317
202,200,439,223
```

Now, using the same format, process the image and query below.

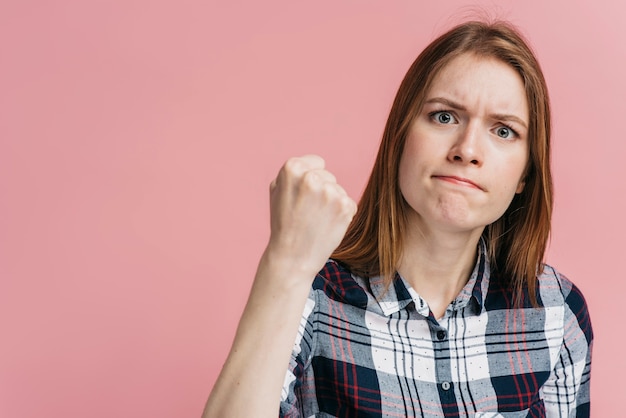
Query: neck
397,219,483,318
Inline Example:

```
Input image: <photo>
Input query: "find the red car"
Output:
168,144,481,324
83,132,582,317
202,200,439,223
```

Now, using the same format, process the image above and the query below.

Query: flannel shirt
280,241,592,417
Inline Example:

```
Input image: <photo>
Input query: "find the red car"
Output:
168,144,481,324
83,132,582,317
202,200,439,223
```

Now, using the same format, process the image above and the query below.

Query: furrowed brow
491,113,528,130
424,97,467,111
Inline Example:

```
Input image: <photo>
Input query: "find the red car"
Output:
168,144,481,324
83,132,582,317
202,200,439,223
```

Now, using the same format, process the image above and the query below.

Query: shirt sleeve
541,275,593,417
279,287,318,418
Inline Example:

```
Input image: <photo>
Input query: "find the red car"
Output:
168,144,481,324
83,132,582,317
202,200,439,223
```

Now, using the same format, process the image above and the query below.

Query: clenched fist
266,155,357,278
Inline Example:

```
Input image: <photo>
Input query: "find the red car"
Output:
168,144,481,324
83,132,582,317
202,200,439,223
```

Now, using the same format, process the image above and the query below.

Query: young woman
204,20,592,417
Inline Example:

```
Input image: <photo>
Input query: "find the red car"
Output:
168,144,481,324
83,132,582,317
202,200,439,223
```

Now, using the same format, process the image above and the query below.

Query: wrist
260,242,326,284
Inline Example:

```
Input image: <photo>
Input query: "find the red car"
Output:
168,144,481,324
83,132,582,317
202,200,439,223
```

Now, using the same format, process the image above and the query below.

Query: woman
204,20,592,417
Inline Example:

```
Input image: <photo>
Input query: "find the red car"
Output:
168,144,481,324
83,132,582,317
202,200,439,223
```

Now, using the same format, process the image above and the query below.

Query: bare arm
202,155,357,418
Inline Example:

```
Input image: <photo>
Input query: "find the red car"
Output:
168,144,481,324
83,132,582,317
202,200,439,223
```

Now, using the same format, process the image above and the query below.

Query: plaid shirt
280,242,592,417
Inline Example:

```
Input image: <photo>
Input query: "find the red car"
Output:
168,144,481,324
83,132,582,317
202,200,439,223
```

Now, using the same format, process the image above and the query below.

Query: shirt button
437,330,446,340
441,381,451,391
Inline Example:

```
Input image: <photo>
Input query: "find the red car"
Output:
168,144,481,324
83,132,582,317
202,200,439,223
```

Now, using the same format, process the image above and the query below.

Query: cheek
399,130,433,177
502,148,529,192
398,138,431,194
498,162,528,201
398,138,419,192
397,154,413,202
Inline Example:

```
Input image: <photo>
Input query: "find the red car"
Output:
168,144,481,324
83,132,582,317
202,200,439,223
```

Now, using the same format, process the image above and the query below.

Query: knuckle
283,157,304,175
321,182,337,201
321,169,337,184
341,196,357,215
301,170,320,189
340,196,351,211
304,154,325,168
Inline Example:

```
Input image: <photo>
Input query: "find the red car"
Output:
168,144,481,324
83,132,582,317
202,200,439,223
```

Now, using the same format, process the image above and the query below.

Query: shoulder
538,264,593,343
312,260,370,308
537,264,589,309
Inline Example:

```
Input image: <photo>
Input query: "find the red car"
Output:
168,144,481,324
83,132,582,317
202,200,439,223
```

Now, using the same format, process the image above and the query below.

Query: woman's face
398,53,529,236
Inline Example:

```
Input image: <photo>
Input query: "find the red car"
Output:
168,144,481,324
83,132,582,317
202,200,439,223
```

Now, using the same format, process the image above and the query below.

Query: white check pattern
280,241,592,417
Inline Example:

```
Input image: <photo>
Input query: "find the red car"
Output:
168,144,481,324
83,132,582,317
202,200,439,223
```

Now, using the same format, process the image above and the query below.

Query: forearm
202,249,315,418
204,155,356,417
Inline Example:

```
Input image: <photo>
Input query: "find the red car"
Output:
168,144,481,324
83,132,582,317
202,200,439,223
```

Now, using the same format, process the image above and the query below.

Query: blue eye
431,111,456,124
495,126,516,139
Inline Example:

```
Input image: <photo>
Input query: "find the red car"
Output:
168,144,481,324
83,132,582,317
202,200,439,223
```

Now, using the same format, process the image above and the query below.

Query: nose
447,121,483,166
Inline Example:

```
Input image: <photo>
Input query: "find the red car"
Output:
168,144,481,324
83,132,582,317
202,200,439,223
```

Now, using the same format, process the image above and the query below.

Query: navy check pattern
280,243,592,417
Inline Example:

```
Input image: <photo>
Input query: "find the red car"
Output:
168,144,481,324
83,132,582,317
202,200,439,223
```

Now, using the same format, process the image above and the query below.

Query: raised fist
266,155,357,277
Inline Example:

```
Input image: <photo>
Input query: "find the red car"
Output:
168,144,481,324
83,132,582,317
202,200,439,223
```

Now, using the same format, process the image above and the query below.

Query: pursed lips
432,175,485,191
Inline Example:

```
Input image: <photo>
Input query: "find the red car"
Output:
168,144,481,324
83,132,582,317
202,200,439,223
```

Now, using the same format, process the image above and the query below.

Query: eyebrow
424,97,528,130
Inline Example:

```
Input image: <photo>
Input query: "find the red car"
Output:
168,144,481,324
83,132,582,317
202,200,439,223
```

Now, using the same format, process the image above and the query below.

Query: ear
515,179,525,194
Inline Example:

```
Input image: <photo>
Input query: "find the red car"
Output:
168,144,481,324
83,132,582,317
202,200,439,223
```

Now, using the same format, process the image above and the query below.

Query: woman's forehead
425,53,529,123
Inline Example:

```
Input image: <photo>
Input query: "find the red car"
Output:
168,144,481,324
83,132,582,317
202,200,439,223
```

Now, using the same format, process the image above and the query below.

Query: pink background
1,1,622,416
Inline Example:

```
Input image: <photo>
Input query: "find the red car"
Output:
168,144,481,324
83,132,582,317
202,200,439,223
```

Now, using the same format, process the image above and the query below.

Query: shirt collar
369,238,490,317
